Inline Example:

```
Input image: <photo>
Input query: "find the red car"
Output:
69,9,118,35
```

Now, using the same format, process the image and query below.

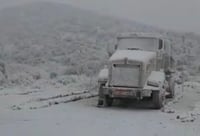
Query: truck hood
109,50,156,64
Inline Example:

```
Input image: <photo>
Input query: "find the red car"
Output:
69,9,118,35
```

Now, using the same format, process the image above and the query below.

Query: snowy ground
1,76,200,136
0,98,200,136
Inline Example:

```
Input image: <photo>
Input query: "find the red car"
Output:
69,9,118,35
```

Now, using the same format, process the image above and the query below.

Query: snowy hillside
0,2,157,87
0,1,199,88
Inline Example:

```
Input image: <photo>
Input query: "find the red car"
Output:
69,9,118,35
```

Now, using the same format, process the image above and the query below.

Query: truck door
164,40,172,71
157,39,165,70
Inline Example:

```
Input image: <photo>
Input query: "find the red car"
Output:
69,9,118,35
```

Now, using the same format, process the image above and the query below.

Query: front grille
110,64,140,87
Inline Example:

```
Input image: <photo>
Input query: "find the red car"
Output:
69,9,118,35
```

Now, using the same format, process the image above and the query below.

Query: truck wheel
104,96,113,107
97,83,105,107
153,91,165,109
168,81,175,98
97,100,104,107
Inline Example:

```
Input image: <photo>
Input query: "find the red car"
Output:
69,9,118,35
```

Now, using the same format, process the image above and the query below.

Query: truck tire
104,96,113,107
97,100,104,107
167,79,175,98
97,83,105,106
152,91,165,109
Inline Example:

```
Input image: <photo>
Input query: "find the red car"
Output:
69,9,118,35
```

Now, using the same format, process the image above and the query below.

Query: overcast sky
0,0,199,33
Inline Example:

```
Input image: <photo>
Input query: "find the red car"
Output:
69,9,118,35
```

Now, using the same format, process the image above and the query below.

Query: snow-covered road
0,97,200,136
1,78,200,136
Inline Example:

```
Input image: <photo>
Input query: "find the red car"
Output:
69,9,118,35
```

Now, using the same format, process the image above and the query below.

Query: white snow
0,77,199,136
109,50,156,64
98,67,108,82
164,79,200,123
0,97,200,136
147,71,165,84
144,71,165,90
117,37,159,51
118,32,163,39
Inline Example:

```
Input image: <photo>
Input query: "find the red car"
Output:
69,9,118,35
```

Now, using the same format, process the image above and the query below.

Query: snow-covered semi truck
97,33,175,109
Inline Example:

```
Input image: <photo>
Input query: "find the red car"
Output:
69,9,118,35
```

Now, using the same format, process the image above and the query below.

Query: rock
11,105,22,110
162,107,175,113
176,112,196,123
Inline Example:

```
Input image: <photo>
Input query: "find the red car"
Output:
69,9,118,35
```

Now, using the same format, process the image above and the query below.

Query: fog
0,0,199,32
58,0,200,32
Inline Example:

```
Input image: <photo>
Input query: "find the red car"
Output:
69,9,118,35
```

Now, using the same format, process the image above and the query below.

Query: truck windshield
117,38,159,51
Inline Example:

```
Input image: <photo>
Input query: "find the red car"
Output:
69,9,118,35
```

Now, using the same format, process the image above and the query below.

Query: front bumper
102,86,152,99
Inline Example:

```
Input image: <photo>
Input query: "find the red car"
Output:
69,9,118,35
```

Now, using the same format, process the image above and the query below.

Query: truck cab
114,33,174,71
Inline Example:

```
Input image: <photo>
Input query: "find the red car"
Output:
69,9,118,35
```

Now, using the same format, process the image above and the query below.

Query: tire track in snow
12,89,98,110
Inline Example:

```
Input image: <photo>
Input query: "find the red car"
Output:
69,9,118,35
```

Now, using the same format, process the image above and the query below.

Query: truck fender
144,71,166,91
98,67,108,84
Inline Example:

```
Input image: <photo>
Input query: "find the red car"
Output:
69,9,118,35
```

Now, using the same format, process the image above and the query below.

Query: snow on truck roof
117,33,163,39
110,50,156,64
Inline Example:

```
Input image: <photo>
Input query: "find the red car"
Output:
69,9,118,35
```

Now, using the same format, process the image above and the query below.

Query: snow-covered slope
0,1,199,89
0,2,159,87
